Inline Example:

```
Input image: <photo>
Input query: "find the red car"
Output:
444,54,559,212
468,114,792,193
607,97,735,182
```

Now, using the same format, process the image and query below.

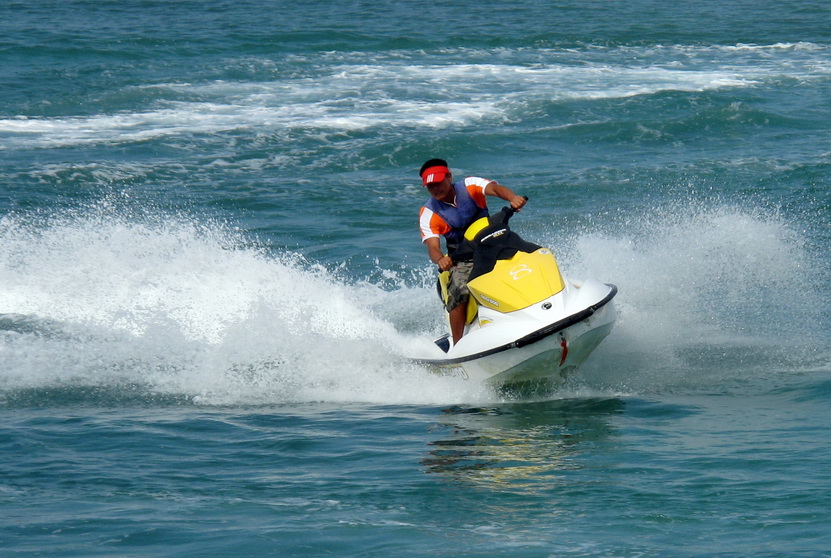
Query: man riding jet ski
418,159,527,345
416,160,617,387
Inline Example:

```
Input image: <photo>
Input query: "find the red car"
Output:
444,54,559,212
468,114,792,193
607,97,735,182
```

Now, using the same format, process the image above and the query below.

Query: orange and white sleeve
464,177,490,208
419,207,451,242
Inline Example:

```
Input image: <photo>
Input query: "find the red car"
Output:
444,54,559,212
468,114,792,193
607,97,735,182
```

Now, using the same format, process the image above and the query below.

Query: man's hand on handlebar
510,195,527,211
436,254,454,272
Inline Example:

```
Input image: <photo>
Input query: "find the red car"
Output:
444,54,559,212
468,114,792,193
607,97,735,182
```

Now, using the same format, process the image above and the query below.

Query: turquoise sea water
2,0,831,555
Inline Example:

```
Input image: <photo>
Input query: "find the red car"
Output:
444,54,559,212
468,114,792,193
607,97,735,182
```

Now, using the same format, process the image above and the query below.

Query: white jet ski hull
416,279,617,388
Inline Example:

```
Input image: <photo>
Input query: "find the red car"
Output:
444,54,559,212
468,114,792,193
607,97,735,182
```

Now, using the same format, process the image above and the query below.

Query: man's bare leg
449,303,467,345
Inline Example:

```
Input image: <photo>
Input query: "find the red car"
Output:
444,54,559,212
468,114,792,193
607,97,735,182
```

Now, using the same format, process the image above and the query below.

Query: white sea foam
551,202,829,392
2,44,828,149
0,200,826,405
0,206,490,406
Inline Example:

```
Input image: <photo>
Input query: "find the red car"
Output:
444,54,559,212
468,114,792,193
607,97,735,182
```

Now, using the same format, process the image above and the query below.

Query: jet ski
414,202,617,388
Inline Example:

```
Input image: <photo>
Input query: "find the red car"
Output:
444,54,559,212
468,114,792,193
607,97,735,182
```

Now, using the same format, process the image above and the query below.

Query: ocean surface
2,0,831,555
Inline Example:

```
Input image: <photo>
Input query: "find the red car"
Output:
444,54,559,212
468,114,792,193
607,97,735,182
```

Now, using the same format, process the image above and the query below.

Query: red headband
421,166,449,186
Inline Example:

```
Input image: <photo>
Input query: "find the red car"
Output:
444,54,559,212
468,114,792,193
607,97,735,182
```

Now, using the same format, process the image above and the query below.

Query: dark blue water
2,0,830,555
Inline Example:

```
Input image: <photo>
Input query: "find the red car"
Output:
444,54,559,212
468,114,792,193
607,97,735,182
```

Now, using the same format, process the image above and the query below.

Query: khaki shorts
445,261,474,312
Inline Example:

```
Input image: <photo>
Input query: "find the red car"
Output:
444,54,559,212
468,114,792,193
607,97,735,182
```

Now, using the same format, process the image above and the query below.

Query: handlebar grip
505,195,528,214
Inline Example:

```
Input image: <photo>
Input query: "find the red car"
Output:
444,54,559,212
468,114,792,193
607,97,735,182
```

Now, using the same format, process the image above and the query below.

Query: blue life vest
425,181,489,258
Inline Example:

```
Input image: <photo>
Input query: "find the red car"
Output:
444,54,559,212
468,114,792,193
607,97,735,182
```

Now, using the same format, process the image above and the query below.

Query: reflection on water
422,398,625,491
